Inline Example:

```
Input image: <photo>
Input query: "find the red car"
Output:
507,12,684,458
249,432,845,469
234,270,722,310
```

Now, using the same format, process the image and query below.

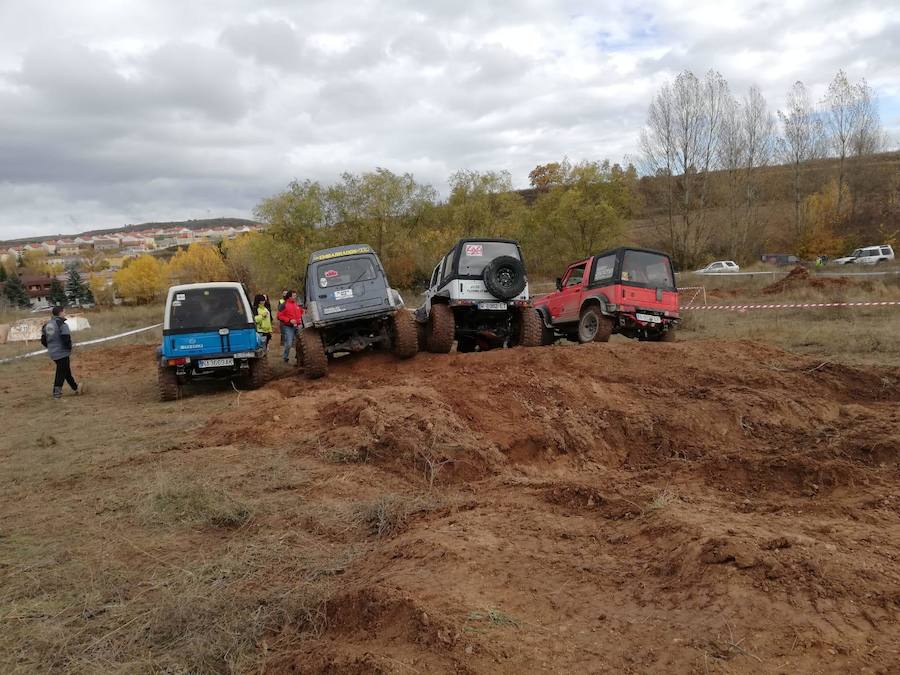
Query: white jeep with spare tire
415,238,542,352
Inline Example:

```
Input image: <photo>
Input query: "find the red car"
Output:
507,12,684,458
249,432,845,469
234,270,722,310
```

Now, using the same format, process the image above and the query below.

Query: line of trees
640,69,889,266
54,66,894,305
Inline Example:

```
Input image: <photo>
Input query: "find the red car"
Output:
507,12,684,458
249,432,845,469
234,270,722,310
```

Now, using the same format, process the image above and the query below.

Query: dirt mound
203,342,898,496
762,265,853,294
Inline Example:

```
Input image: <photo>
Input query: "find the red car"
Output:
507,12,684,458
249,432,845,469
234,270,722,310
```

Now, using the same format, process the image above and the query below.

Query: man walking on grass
41,306,84,399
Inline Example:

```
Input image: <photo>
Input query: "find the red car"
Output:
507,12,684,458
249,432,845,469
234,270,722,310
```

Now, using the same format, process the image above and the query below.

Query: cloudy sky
0,0,897,239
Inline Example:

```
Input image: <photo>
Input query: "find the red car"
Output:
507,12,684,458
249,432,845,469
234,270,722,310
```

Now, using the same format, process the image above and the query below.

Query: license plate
334,288,353,300
635,313,661,324
478,302,507,310
198,358,234,369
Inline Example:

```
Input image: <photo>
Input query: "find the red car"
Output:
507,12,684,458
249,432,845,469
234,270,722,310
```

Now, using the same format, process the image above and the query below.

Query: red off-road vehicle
533,247,679,343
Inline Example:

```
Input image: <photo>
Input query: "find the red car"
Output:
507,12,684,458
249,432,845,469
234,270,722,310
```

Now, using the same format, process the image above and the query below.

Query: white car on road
832,245,894,265
695,260,740,274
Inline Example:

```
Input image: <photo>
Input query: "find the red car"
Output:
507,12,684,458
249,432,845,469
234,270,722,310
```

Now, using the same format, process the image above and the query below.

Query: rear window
316,257,376,288
621,251,675,289
458,242,520,276
882,247,892,255
170,287,249,330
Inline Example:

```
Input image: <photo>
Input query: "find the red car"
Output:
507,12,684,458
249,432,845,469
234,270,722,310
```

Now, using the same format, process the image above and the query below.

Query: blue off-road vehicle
157,282,269,400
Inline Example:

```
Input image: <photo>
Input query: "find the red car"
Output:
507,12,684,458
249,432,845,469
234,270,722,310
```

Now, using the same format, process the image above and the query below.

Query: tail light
167,357,188,366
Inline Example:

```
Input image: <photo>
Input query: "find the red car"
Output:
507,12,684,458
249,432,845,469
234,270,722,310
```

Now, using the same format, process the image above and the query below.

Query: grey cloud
0,0,898,238
220,18,305,71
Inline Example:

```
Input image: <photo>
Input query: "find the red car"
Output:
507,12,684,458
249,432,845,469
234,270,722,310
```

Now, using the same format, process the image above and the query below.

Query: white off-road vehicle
415,238,542,352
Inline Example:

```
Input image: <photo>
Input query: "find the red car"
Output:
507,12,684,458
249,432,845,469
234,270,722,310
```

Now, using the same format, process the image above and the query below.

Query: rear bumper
159,348,265,368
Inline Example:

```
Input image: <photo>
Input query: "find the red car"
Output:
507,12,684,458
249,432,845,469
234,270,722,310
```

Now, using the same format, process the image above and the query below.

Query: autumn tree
446,170,525,239
528,161,567,191
168,243,229,284
822,70,863,219
113,255,168,303
89,274,116,307
526,160,634,274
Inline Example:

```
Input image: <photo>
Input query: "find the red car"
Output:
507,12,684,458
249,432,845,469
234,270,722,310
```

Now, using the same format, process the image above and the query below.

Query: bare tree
717,93,745,258
641,70,729,267
777,81,824,239
822,70,862,218
740,85,776,252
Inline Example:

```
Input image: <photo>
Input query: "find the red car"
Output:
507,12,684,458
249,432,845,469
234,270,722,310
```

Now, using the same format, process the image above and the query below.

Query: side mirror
555,277,563,291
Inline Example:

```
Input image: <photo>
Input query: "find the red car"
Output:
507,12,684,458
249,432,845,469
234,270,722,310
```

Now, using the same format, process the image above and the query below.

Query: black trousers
53,356,78,391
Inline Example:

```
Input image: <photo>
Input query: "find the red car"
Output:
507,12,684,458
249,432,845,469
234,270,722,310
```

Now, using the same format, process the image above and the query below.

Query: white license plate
478,302,507,311
198,358,234,369
635,313,661,324
334,288,353,300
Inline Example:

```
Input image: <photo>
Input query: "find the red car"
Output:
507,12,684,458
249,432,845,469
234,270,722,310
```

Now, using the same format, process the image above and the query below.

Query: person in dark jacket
41,306,83,399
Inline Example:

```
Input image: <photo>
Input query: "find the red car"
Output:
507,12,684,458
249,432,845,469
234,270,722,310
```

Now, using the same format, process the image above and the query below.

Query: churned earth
1,339,898,673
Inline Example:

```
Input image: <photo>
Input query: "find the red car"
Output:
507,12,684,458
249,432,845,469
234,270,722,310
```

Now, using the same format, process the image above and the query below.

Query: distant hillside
1,218,262,246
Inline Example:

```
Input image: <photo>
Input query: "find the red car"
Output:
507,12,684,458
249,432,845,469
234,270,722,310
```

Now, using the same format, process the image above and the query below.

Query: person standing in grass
253,293,273,348
276,290,304,363
41,306,83,399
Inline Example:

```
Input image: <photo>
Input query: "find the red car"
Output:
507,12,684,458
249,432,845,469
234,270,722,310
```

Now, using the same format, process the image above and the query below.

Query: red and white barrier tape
682,301,900,311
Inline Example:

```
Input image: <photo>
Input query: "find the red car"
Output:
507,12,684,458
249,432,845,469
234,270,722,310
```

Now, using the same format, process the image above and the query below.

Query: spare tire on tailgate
482,256,526,300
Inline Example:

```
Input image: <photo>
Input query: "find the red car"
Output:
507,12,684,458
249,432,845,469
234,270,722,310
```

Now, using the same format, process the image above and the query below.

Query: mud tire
300,328,328,379
483,256,527,300
391,310,418,359
426,303,455,353
513,307,543,347
246,355,270,389
158,365,180,401
594,315,614,343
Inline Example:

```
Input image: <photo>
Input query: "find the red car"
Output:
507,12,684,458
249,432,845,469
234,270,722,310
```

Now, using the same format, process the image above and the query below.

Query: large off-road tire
594,314,614,343
246,355,270,389
512,307,543,347
391,310,418,359
300,328,328,379
426,303,455,353
483,256,527,300
577,305,613,343
158,365,180,401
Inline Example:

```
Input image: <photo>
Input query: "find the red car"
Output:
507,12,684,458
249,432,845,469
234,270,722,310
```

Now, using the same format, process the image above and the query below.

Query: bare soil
1,339,898,673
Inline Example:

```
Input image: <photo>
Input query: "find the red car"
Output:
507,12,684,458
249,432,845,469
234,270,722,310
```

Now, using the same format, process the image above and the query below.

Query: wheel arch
580,293,612,315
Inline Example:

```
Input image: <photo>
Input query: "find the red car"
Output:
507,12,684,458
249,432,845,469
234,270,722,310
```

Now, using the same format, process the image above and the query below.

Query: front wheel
390,310,418,359
300,328,328,379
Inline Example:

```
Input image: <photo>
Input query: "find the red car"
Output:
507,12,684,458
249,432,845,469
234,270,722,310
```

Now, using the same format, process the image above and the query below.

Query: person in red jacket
276,290,304,363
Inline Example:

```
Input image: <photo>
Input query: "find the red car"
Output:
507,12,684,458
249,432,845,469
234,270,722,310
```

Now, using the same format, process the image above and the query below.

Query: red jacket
277,298,304,326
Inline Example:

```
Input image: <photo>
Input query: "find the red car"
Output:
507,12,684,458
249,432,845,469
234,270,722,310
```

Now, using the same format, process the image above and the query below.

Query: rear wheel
391,310,418,359
245,355,270,389
577,306,613,343
300,328,328,379
512,307,542,347
426,303,455,353
158,365,180,401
